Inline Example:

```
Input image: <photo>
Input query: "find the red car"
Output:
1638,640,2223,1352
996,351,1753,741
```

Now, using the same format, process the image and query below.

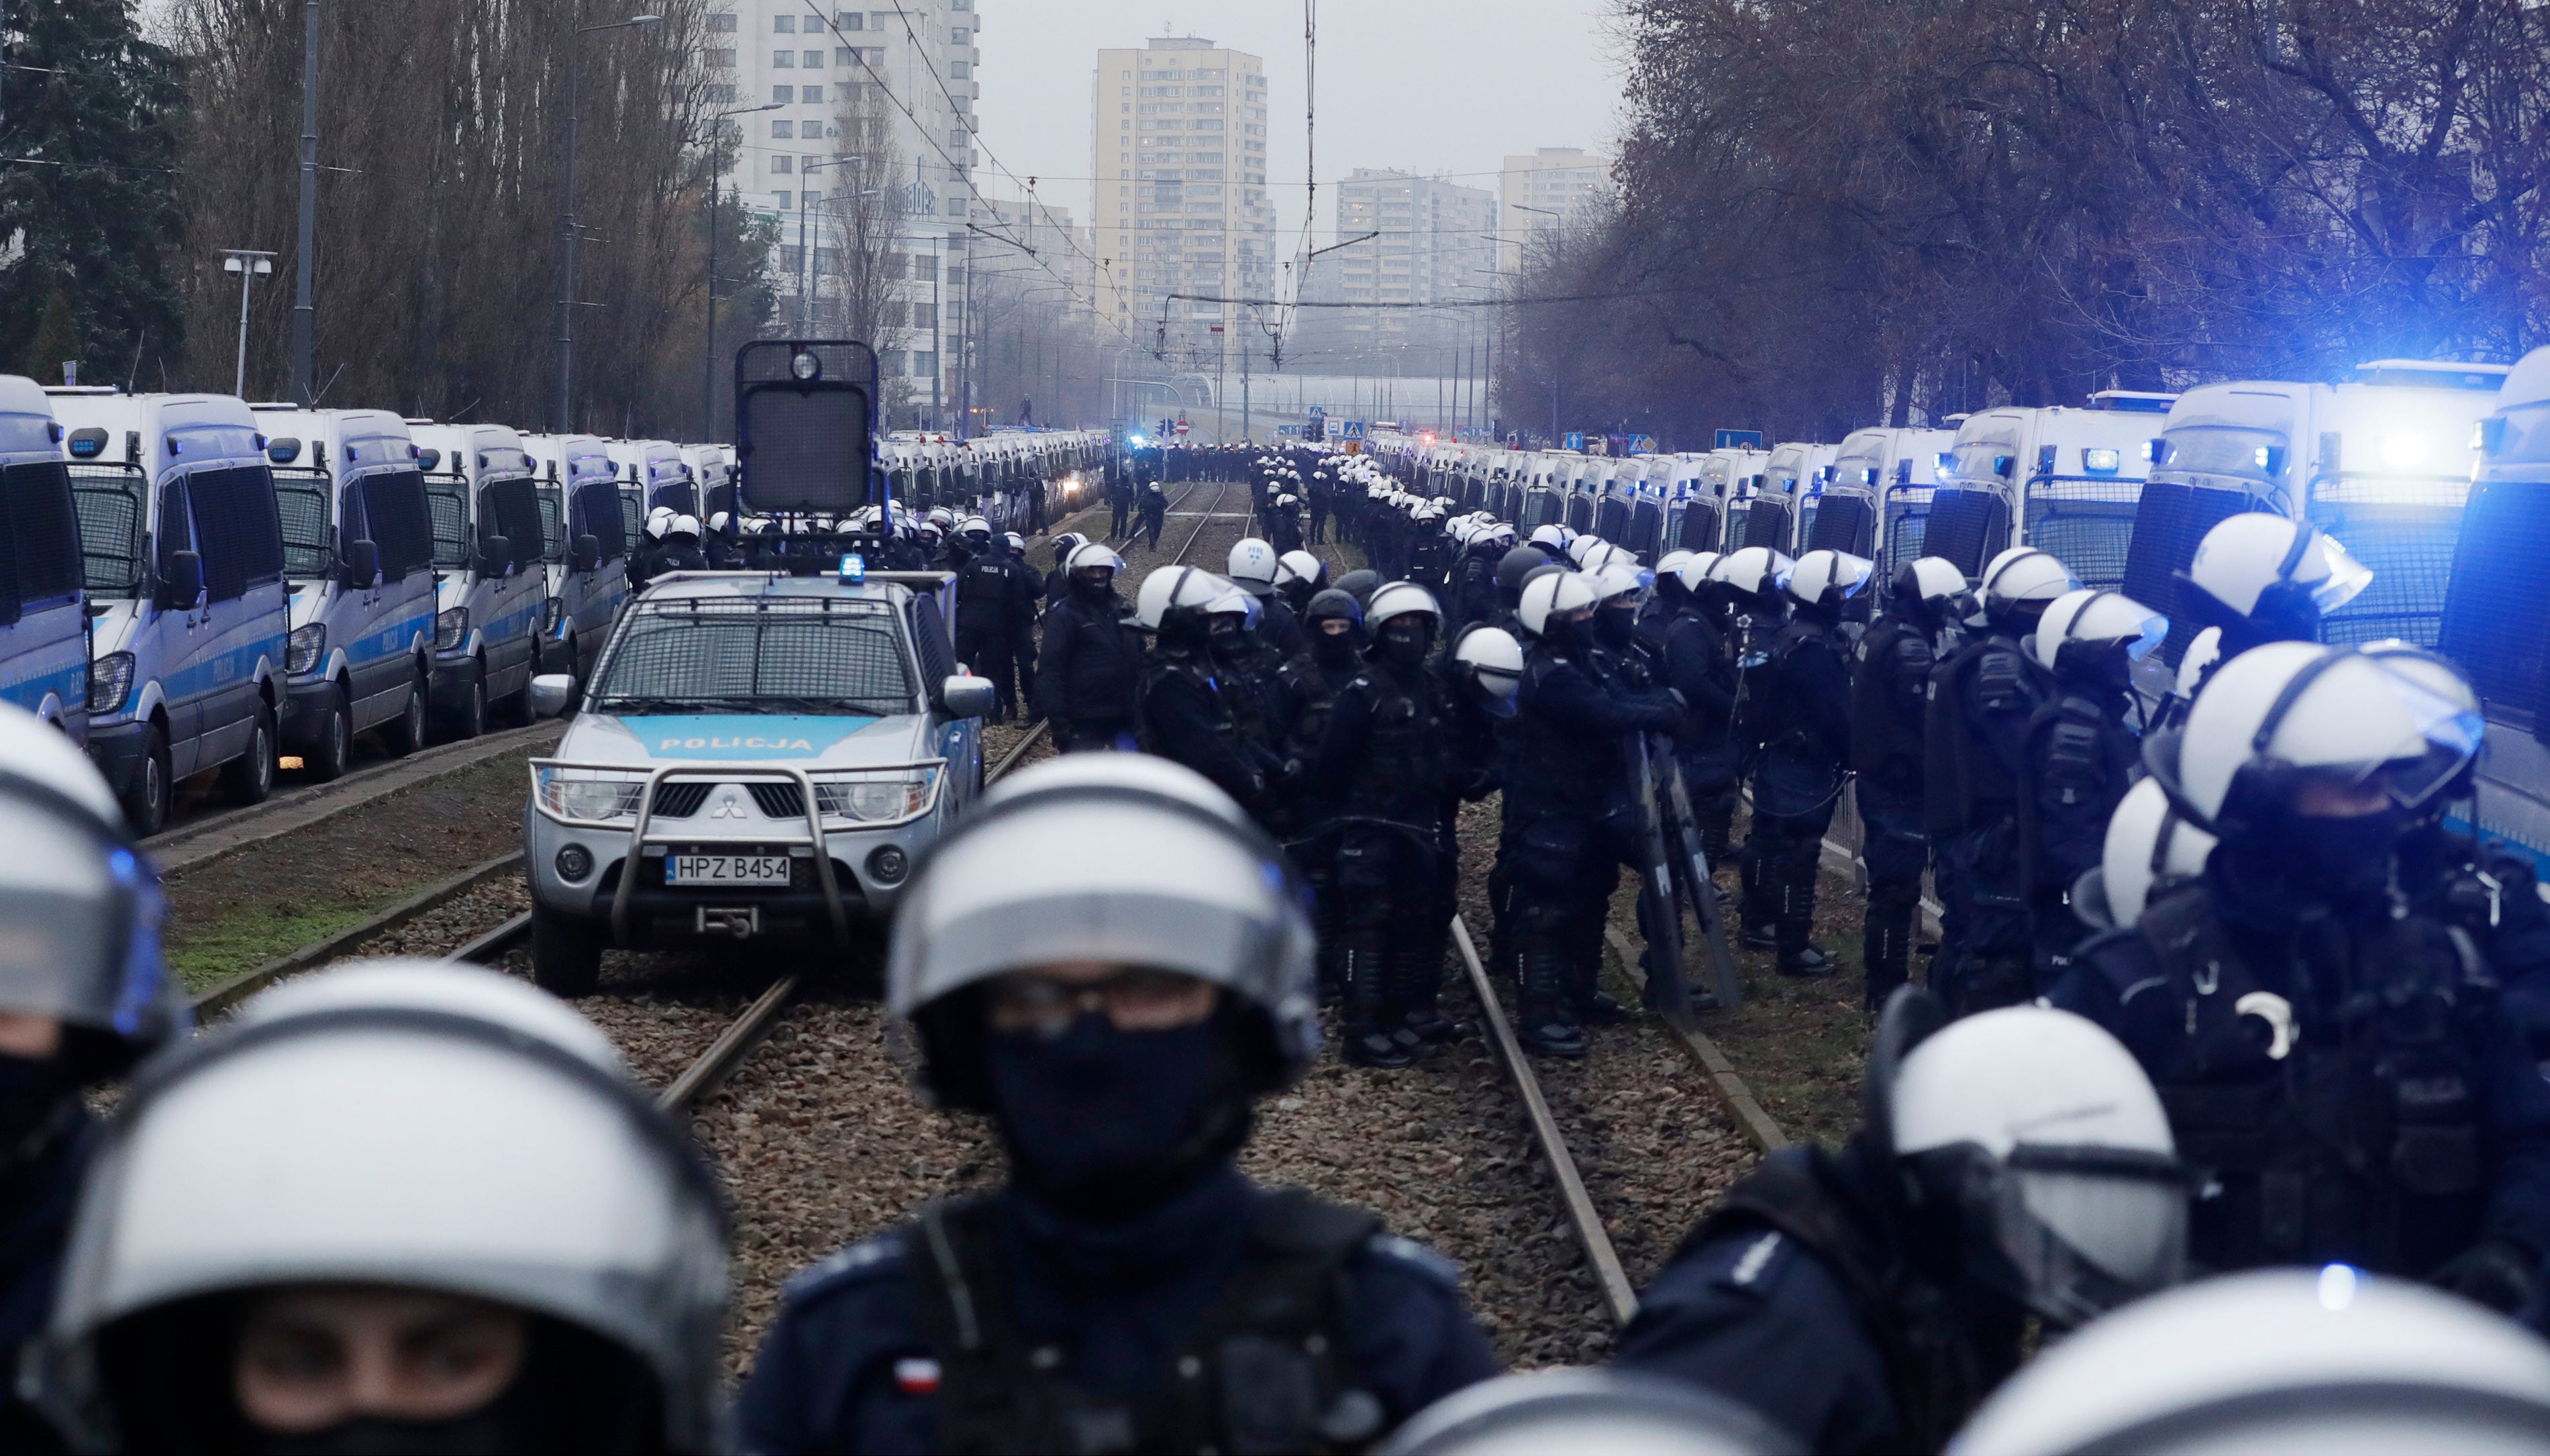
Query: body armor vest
1338,660,1451,811
1923,633,2049,837
1851,615,1933,786
1137,652,1237,757
1754,619,1843,762
1688,1145,2013,1455
2120,886,2491,1276
1280,654,1355,761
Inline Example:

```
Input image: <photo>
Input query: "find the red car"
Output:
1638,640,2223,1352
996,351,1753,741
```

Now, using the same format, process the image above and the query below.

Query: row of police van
0,377,1108,837
1377,355,2550,869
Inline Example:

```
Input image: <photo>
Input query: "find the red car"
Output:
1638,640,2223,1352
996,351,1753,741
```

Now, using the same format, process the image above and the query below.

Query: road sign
1564,431,1585,451
1715,429,1765,450
1174,419,1191,437
1277,424,1300,435
1631,435,1659,454
1340,421,1366,439
1309,405,1326,417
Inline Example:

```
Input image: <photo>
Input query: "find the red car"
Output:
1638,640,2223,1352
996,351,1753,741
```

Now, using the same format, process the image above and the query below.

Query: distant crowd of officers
4,442,2550,1454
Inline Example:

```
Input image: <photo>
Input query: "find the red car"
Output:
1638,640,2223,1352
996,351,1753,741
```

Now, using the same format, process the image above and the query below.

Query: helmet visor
1922,1141,2188,1329
2123,605,2170,662
0,798,164,1036
2309,535,2376,613
2372,657,2486,809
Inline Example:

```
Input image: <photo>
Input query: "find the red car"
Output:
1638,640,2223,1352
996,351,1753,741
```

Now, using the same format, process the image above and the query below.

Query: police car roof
633,568,946,607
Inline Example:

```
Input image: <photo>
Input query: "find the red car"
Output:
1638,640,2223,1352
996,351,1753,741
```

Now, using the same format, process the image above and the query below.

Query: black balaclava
984,1006,1255,1221
1071,568,1116,607
1374,616,1433,670
1592,599,1638,648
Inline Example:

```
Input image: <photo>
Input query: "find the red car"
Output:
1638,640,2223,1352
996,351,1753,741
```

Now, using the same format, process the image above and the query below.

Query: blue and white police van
519,432,632,693
519,559,993,993
607,438,696,516
253,407,438,778
50,389,291,831
0,378,86,740
408,423,548,739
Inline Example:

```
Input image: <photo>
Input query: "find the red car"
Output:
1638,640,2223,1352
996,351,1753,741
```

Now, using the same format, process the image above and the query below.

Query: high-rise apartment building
704,1,985,406
1499,147,1612,259
1328,168,1495,358
1090,37,1276,378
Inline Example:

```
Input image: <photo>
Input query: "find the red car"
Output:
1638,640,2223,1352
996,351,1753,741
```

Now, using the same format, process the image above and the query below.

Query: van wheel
492,672,534,729
306,686,353,782
122,724,172,836
380,668,429,758
437,662,487,743
530,904,603,997
220,702,277,807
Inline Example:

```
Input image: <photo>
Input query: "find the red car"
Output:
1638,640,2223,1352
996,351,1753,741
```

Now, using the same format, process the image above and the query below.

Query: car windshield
590,599,916,717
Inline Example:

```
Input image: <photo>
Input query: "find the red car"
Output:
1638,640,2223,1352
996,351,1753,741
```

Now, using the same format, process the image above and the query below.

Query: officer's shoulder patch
1360,1232,1464,1290
1708,1229,1794,1296
782,1230,912,1305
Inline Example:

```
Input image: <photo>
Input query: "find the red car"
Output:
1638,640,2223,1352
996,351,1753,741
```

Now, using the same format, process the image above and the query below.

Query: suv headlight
813,767,939,825
287,623,327,676
533,765,649,823
88,653,134,716
436,607,470,651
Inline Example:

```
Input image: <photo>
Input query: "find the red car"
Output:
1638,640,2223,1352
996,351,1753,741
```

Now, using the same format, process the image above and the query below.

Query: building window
772,84,792,101
913,352,936,376
803,49,824,66
705,83,735,101
952,27,969,44
882,350,905,374
803,187,822,203
772,155,793,174
773,49,794,66
837,10,862,27
771,119,793,138
871,13,892,30
709,11,735,30
772,190,790,208
705,48,735,68
836,46,857,65
773,13,794,31
950,60,968,78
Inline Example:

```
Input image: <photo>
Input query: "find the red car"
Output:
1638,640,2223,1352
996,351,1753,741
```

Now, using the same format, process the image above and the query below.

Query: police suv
520,558,994,994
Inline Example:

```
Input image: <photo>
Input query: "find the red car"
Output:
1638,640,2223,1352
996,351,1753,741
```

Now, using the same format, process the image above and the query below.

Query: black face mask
1551,615,1594,655
2288,804,2406,904
1311,627,1359,666
986,1014,1246,1220
1593,605,1636,648
251,1408,521,1456
1377,624,1431,668
1072,573,1115,605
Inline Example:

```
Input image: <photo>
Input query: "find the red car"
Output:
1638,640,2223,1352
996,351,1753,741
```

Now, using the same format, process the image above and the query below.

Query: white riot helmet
1711,545,1794,603
957,516,990,541
1135,564,1227,631
1951,1268,2550,1456
1654,549,1696,581
2175,625,2223,700
1672,552,1723,594
644,506,676,540
1005,531,1026,553
42,961,729,1452
2032,588,2168,676
1779,548,1875,611
669,513,701,539
1565,535,1604,566
2150,641,2484,834
1894,555,1976,623
1974,547,2078,627
1367,482,1390,501
1375,1369,1790,1456
1365,581,1444,633
927,507,956,529
1871,991,2186,1328
888,756,1318,1105
0,704,183,1078
1065,541,1125,576
1227,537,1280,590
1516,569,1602,638
2072,778,2219,934
1591,560,1647,605
2184,511,2373,637
1277,550,1325,590
1451,625,1525,719
1528,524,1568,553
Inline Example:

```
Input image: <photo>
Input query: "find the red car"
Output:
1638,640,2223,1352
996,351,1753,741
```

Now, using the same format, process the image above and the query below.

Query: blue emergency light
838,553,866,583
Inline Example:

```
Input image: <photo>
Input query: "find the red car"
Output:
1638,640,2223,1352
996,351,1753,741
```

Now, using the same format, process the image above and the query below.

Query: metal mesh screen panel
1746,501,1791,555
1596,499,1630,543
2121,482,2258,664
593,601,913,711
2025,478,2143,590
536,486,565,562
1808,496,1875,556
1629,501,1664,558
2310,477,2469,649
1,460,82,606
908,592,956,684
1923,488,2007,575
1676,503,1720,552
274,477,332,578
1566,495,1594,532
425,478,470,567
2439,478,2550,713
1882,488,1933,578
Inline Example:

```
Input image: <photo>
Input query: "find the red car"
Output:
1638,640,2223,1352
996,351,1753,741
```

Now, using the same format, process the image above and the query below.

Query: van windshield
2161,425,2288,482
589,599,917,717
274,469,334,578
68,464,147,595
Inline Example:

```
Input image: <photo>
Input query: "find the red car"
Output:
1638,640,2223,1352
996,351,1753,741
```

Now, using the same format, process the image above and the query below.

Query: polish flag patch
895,1358,943,1395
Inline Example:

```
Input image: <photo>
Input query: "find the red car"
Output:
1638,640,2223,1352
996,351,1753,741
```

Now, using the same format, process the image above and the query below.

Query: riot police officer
1108,460,1134,540
1313,584,1474,1067
1737,548,1865,976
1228,539,1307,659
1036,543,1141,753
2164,512,2374,717
1135,477,1168,552
2019,588,2165,984
1649,554,1740,867
1043,532,1089,607
1278,588,1367,1000
955,533,1023,723
0,709,183,1453
40,961,729,1453
1276,550,1325,619
1925,548,2075,1016
740,757,1499,1453
1500,570,1684,1056
2053,643,2550,1307
1849,558,1967,1008
1205,584,1297,825
1135,567,1266,815
1617,994,2186,1455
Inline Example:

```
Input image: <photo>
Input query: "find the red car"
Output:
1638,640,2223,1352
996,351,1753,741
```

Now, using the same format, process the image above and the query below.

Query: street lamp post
701,101,782,438
220,250,276,398
553,11,662,433
288,0,319,404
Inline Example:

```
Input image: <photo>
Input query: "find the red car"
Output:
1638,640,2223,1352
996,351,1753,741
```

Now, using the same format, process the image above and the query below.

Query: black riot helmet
1331,568,1383,609
1494,545,1553,607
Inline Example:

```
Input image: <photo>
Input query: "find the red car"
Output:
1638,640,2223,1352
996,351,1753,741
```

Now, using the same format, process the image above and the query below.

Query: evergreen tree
0,0,185,383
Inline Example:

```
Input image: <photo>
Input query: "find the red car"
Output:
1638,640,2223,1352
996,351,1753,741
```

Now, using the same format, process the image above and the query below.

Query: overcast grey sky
973,1,1625,249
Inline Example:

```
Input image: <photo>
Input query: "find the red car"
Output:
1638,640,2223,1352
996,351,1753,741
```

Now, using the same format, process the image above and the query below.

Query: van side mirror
528,673,578,719
344,538,380,588
939,674,997,719
158,550,206,612
572,533,601,573
480,535,511,576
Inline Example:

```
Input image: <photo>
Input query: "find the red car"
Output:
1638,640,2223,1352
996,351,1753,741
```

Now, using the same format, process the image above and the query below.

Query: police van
517,432,631,691
253,408,438,778
411,423,548,738
52,389,291,831
608,438,695,516
0,378,86,739
519,560,995,992
1805,425,1959,577
1929,392,2176,591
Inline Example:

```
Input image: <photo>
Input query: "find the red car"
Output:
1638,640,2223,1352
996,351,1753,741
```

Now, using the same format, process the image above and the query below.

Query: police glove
2430,1237,2540,1314
1666,688,1689,712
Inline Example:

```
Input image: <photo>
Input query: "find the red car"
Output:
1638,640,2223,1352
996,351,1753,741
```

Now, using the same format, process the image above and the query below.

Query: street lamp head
223,256,242,274
628,12,663,22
